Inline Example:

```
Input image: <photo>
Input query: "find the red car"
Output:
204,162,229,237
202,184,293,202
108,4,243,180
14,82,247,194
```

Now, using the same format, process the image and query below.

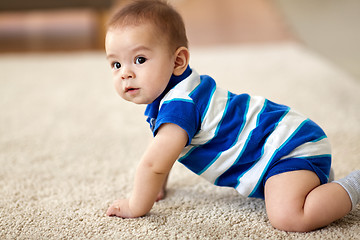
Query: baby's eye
112,62,121,69
135,56,147,65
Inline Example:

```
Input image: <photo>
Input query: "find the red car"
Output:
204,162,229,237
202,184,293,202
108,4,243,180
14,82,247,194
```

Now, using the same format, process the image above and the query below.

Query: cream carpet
1,43,359,239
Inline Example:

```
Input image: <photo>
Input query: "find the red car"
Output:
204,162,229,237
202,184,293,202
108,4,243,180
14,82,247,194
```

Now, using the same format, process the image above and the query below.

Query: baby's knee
267,208,311,232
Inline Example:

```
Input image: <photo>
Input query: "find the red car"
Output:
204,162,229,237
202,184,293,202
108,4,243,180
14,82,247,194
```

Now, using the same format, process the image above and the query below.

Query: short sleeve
153,100,200,145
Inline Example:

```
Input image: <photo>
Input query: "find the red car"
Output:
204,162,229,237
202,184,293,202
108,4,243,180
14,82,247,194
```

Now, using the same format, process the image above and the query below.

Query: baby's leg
264,170,352,232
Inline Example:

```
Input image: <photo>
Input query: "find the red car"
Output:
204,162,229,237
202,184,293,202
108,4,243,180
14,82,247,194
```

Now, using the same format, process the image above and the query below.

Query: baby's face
106,24,175,104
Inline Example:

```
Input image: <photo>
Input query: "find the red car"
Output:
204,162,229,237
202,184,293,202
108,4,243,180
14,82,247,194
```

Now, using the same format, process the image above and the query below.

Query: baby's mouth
125,87,139,93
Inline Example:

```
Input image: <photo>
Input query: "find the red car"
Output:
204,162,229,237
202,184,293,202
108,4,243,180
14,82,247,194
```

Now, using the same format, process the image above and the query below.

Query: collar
144,65,192,119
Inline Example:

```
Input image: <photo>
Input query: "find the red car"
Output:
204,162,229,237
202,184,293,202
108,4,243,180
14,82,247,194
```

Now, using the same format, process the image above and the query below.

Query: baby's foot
328,168,335,182
334,170,360,211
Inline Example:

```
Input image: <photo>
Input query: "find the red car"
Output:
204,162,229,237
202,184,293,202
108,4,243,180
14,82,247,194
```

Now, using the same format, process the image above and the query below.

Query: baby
105,0,360,232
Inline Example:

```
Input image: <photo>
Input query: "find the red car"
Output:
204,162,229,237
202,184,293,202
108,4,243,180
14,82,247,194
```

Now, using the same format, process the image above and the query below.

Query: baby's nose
121,67,135,79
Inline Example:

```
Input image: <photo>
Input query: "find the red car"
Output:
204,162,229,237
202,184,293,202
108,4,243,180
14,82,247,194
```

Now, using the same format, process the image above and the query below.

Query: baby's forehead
106,25,175,57
107,23,172,49
112,22,163,35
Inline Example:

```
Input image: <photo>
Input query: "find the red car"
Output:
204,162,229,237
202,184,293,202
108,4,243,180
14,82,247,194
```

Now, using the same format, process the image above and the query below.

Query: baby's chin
124,98,153,105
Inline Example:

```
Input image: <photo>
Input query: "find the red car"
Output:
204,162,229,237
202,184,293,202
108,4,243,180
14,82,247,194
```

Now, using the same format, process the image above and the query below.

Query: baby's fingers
106,201,121,216
106,206,118,216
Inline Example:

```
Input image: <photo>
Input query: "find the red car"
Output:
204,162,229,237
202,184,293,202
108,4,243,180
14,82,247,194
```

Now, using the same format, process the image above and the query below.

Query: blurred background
0,0,359,81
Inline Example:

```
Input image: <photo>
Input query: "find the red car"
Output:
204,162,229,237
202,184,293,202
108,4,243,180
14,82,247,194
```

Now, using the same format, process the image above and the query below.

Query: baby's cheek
113,83,123,96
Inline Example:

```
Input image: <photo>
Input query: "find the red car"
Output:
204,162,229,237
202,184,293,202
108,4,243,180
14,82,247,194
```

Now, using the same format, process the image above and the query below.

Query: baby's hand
155,188,166,202
106,199,134,218
155,174,169,202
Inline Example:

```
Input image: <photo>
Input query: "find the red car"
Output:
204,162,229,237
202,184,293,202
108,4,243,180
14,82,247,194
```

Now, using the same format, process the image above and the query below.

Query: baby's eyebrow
106,54,117,59
106,46,151,60
131,45,151,53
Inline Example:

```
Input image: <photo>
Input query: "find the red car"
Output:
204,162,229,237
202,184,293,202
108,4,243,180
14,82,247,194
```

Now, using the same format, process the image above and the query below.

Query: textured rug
1,43,359,239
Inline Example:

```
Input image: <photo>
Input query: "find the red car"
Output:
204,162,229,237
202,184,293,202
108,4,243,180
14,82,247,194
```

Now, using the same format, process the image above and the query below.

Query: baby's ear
173,47,190,76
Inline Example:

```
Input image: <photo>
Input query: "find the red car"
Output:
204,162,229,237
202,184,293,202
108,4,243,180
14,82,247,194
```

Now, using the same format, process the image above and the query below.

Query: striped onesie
145,67,332,199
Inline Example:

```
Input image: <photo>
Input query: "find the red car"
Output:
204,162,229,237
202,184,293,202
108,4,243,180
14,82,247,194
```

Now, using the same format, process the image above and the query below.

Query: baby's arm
106,123,188,218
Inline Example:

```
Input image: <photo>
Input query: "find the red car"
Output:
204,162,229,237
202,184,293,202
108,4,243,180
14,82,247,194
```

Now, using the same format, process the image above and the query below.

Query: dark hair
107,0,188,51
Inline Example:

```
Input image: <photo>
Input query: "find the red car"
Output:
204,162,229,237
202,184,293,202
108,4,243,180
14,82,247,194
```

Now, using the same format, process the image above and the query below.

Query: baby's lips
125,87,139,92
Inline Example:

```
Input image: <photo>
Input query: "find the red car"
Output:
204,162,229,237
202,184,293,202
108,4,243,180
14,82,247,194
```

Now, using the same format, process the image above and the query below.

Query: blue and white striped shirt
145,67,331,199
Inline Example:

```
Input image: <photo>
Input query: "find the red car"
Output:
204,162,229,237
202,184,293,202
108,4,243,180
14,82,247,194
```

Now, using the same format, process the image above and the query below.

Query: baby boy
105,0,359,232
